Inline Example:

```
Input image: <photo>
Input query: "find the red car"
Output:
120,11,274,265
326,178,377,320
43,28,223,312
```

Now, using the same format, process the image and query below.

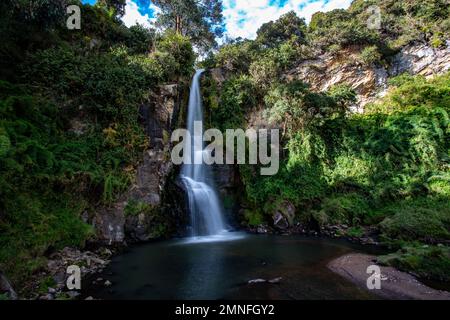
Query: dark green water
85,234,381,300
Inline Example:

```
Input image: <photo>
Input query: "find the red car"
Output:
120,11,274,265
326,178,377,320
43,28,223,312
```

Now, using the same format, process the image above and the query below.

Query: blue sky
81,0,353,39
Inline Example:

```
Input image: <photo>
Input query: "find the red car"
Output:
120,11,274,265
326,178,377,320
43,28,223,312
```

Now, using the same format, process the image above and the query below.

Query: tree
256,11,307,48
98,0,127,18
151,0,225,52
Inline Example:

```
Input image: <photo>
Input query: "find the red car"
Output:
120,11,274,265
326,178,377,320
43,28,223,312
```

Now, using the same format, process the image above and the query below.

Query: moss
378,245,450,282
124,199,154,217
38,276,56,295
0,293,9,300
346,226,365,238
318,193,371,226
379,197,450,242
244,210,265,227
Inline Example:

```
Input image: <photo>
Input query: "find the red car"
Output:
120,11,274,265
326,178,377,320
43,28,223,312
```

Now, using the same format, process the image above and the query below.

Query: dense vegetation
203,0,450,281
0,0,196,287
0,0,449,294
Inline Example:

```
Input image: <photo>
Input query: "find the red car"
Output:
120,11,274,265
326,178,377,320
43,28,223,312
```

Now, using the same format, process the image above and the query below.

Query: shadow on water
84,234,382,300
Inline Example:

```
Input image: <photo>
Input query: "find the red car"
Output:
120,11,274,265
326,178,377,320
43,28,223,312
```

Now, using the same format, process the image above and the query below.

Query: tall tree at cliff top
151,0,225,52
98,0,127,17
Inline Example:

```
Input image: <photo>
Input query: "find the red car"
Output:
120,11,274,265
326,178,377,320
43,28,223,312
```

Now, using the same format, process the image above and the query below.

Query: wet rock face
213,164,242,227
285,43,450,111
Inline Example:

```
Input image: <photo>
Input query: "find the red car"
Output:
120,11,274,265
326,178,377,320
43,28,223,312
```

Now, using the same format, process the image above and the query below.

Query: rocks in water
39,294,54,300
104,280,112,287
248,277,282,285
30,246,115,300
268,277,282,284
66,291,80,299
248,279,267,284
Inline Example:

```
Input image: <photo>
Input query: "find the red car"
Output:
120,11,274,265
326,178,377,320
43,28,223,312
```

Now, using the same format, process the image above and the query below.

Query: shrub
215,40,259,73
318,193,371,225
211,75,256,130
378,245,450,282
359,45,382,66
244,210,265,227
249,57,279,91
380,198,450,242
157,31,195,79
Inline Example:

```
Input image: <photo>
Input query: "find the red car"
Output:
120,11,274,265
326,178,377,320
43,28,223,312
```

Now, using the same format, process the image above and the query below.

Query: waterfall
180,69,228,239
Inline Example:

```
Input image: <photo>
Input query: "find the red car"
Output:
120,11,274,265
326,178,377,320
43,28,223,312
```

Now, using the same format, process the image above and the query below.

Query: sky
81,0,353,40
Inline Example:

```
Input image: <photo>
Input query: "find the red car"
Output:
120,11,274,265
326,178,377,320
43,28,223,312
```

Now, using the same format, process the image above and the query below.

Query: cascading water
180,69,231,240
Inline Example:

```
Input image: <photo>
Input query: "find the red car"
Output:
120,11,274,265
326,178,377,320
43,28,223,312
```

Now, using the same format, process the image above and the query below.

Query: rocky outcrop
212,164,242,226
209,68,226,85
272,201,296,230
92,84,188,245
286,43,450,111
390,42,450,78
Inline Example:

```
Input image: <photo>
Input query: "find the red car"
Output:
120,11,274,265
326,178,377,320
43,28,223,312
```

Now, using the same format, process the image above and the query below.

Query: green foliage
359,45,382,66
0,1,196,288
38,276,56,294
127,24,156,54
214,40,259,74
318,193,371,225
244,210,265,227
346,226,365,238
309,0,450,52
152,0,225,52
239,72,449,248
308,9,381,51
367,73,450,114
256,11,307,48
157,31,195,78
211,75,256,130
378,245,450,282
264,81,351,135
124,199,153,217
249,56,279,91
379,197,450,242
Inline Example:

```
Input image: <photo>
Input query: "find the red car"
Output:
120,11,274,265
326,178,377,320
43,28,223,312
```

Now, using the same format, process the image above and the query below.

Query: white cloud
122,0,159,28
222,0,353,40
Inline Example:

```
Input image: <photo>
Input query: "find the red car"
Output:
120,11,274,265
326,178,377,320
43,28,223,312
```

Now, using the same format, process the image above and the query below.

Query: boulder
272,201,296,230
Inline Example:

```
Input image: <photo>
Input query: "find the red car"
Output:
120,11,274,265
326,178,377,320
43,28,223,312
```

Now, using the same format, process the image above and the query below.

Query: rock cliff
92,84,188,244
285,42,450,112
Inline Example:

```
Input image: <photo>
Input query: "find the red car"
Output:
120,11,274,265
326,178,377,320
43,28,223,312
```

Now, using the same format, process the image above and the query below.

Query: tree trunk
175,15,181,34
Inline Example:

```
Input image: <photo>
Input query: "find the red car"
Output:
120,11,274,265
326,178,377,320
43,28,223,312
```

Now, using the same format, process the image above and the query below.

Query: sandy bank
328,253,450,300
